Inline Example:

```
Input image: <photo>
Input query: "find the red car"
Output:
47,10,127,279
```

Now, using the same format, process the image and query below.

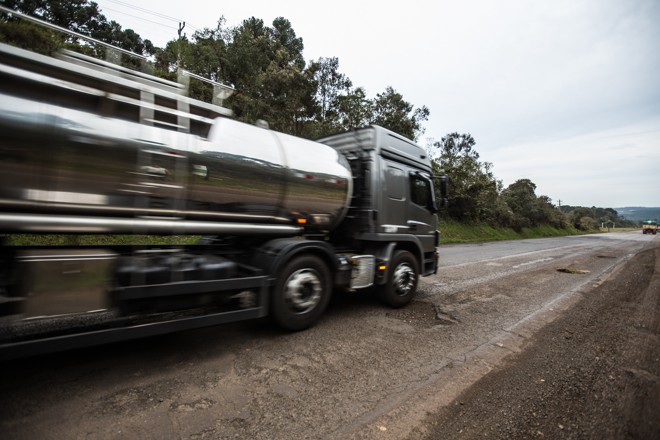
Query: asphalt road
1,231,658,439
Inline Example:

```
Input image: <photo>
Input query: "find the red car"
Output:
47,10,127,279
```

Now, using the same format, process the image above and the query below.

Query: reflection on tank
0,90,352,232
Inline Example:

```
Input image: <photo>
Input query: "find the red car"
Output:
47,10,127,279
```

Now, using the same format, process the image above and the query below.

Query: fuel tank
0,96,353,234
0,43,353,234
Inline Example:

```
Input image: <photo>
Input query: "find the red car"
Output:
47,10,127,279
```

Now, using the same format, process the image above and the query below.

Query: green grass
3,234,200,247
438,220,590,244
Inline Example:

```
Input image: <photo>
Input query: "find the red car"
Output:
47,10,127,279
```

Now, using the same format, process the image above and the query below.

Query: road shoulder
411,242,660,439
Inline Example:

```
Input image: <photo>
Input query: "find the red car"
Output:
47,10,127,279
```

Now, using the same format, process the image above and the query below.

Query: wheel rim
393,263,416,296
283,268,322,313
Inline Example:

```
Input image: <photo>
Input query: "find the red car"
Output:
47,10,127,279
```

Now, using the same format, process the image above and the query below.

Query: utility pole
176,22,187,92
176,22,186,68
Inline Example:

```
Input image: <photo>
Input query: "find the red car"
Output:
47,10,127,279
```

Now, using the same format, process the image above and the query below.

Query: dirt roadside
410,242,660,439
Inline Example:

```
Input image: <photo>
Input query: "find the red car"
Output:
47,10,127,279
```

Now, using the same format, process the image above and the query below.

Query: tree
258,57,317,136
537,195,566,228
154,19,231,102
271,16,304,70
372,86,428,141
1,0,101,34
317,85,429,140
216,17,317,133
0,14,60,54
501,179,542,227
566,207,590,229
153,15,319,134
560,205,636,229
308,57,352,136
432,133,502,223
332,87,372,132
578,216,598,231
499,179,568,229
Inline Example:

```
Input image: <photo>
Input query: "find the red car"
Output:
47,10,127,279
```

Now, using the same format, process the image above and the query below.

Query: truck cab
319,126,440,286
642,220,658,235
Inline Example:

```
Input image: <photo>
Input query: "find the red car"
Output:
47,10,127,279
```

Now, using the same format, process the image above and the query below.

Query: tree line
0,0,635,230
430,133,636,230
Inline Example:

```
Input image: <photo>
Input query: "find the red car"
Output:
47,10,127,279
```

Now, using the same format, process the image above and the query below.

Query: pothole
386,301,460,328
557,268,590,274
434,305,461,325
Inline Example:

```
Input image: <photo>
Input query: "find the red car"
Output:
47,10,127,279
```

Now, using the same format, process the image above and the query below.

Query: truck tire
271,255,331,331
378,250,419,308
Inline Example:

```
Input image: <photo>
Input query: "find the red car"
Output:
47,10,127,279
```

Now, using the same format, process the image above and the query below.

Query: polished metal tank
0,44,353,235
0,96,352,234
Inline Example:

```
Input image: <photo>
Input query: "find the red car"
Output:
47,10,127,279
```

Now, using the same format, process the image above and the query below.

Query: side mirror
436,174,449,208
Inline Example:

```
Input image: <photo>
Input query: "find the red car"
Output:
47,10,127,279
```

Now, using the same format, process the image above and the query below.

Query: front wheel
377,250,419,308
271,255,331,331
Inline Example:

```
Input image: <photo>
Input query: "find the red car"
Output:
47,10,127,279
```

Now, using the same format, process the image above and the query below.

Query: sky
92,0,660,208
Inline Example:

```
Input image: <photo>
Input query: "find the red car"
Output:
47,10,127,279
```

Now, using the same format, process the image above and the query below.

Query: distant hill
616,207,660,222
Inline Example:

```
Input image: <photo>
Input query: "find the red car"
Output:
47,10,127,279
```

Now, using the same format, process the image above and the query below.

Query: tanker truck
0,42,446,359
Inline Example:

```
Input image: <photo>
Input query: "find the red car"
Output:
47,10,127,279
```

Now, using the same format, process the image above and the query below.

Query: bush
578,216,599,231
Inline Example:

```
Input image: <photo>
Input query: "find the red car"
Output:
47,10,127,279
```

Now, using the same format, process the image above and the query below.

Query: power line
100,0,203,33
100,5,174,29
103,0,181,23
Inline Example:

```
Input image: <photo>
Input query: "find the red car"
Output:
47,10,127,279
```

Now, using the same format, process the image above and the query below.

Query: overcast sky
93,0,660,208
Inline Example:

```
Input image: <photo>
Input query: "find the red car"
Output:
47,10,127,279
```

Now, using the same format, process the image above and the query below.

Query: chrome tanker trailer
0,43,445,359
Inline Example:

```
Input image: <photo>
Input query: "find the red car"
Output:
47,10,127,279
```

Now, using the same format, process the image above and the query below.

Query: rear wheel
271,255,331,331
377,250,419,308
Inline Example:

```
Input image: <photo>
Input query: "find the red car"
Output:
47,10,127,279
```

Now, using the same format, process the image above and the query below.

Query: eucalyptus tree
311,57,352,120
332,87,373,132
501,179,544,228
501,179,565,228
179,20,231,102
371,86,429,141
219,17,316,134
433,133,502,223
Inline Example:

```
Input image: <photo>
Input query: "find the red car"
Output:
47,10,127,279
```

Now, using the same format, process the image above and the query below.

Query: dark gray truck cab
319,126,440,293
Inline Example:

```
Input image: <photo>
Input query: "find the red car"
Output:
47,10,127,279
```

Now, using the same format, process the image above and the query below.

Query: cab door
407,171,437,250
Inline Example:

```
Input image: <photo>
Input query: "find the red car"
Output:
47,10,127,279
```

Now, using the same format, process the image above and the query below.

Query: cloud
485,117,660,206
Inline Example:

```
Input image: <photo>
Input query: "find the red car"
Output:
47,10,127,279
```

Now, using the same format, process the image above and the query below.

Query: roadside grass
439,219,602,244
599,227,638,233
3,234,200,247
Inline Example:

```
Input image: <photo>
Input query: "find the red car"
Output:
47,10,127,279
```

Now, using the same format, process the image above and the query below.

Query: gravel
411,244,660,439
